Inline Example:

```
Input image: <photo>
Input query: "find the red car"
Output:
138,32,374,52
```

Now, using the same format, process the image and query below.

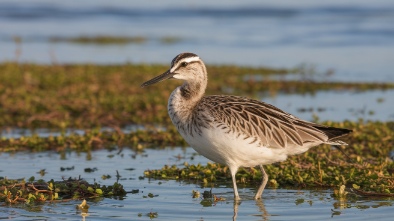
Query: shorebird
141,52,352,200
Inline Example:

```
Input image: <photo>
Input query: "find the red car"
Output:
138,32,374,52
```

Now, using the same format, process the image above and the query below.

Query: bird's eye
181,62,188,67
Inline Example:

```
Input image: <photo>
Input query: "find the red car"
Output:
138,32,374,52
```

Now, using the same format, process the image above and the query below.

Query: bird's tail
314,125,352,146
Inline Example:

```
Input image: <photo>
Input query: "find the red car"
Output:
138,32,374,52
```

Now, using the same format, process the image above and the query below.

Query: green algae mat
0,62,393,205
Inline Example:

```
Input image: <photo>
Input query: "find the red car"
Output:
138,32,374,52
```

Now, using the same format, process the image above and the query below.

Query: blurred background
1,0,394,121
1,0,394,82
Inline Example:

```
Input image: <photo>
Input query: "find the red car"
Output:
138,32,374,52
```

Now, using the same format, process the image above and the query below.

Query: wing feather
200,95,335,149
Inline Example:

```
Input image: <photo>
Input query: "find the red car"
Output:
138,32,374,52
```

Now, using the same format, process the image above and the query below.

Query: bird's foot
253,195,262,200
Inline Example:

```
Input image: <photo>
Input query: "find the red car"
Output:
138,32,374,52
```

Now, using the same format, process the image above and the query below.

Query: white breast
179,124,289,168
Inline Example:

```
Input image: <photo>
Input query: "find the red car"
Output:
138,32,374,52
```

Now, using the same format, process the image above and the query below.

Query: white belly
179,126,290,168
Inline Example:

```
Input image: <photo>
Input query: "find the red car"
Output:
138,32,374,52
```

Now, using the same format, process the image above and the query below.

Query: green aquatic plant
0,62,393,129
76,199,90,219
192,190,200,198
48,35,184,45
0,62,393,198
0,128,187,153
49,35,147,45
0,177,126,205
159,36,182,44
147,211,158,219
144,120,394,195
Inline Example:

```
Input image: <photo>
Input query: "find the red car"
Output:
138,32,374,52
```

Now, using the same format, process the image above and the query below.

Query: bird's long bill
141,70,173,88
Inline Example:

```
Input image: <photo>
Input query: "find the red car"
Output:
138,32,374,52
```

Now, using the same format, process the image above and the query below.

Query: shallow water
0,148,393,220
0,124,147,139
0,88,392,140
1,88,392,141
262,89,394,122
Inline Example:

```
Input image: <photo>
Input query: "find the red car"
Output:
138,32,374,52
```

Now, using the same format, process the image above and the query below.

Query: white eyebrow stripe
170,56,200,72
182,56,200,63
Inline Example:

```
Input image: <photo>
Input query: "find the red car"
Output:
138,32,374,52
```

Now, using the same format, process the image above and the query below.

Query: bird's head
141,52,207,88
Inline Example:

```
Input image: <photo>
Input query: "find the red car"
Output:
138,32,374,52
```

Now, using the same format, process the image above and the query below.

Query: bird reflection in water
233,199,269,221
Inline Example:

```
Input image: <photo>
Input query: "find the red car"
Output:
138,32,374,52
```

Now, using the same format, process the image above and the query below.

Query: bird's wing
200,95,329,148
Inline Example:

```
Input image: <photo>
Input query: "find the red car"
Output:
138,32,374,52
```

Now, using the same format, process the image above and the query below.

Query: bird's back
197,95,351,150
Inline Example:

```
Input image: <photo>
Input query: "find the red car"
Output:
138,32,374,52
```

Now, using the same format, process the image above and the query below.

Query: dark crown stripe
171,52,198,67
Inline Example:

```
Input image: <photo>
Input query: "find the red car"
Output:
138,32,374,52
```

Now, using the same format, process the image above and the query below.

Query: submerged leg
230,166,240,201
254,165,268,200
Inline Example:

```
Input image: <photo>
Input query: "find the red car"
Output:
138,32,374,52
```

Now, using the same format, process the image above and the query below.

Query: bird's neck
179,80,206,103
168,77,207,123
179,61,208,105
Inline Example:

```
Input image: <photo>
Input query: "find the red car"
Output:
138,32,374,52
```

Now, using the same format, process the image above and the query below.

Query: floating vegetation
147,211,158,219
0,62,393,129
159,36,182,44
76,199,90,215
137,211,159,219
0,62,393,201
84,168,98,173
0,177,126,206
143,193,158,198
192,190,200,198
49,35,147,45
196,190,226,207
12,35,184,46
334,185,348,199
60,166,75,171
0,128,186,152
144,121,394,195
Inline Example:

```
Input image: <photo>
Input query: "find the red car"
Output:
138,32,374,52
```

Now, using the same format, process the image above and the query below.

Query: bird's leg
230,166,240,201
254,165,268,200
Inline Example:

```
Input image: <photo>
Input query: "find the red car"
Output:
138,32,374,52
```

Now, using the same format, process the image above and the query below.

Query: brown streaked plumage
197,95,350,148
141,52,352,201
